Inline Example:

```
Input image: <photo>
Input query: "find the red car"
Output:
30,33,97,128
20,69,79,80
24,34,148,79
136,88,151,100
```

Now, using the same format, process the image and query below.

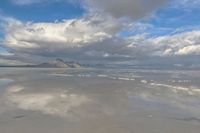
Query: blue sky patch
0,0,85,22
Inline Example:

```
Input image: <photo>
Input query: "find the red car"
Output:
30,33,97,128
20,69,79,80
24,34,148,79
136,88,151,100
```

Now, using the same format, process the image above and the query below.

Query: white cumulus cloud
2,14,123,55
127,30,200,57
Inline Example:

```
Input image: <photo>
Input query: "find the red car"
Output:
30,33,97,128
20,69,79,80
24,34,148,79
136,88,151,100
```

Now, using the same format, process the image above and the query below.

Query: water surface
0,68,200,133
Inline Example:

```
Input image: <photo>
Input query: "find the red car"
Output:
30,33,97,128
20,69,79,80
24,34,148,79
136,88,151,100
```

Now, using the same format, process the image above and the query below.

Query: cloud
2,14,200,67
127,31,200,57
176,45,200,55
172,0,200,9
11,0,167,20
1,0,200,67
11,0,79,5
86,0,167,19
2,15,123,58
12,0,45,5
0,58,26,65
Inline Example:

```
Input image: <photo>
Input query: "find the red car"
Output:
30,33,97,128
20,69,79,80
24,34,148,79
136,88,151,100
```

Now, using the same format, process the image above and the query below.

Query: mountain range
0,59,81,68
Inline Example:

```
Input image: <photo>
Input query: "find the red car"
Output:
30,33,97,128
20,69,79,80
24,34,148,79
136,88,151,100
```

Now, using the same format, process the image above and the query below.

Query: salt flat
0,68,200,133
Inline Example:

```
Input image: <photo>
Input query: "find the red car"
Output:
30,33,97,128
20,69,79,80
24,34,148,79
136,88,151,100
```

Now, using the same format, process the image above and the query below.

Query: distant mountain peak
37,58,81,68
55,58,65,62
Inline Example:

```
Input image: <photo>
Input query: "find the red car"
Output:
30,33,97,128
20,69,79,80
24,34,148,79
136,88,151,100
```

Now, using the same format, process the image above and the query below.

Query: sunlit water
0,68,200,133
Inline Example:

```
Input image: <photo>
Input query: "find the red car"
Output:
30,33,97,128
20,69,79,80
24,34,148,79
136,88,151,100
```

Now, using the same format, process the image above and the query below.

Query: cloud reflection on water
1,68,200,133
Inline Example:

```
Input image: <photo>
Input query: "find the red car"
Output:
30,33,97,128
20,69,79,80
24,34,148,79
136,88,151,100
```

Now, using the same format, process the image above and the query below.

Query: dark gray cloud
11,0,167,19
87,0,167,19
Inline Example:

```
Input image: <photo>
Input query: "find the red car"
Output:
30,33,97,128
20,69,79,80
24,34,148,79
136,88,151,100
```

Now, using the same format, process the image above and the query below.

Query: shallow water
0,68,200,133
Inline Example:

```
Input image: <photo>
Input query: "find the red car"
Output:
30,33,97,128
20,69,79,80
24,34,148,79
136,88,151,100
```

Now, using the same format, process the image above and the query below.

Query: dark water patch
13,115,26,119
173,117,200,123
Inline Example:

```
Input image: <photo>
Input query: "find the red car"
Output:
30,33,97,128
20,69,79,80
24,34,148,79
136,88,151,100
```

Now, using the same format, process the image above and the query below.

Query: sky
0,0,200,68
